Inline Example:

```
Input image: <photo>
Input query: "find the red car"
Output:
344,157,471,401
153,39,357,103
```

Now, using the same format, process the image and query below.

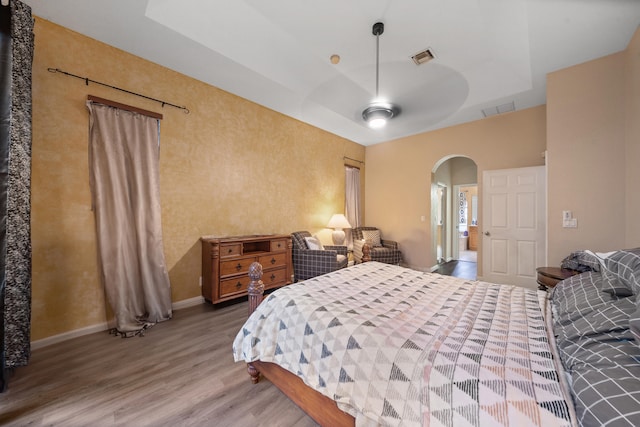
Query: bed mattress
233,261,575,426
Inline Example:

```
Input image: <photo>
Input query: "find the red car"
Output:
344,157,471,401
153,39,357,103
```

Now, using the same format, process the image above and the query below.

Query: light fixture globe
362,103,399,129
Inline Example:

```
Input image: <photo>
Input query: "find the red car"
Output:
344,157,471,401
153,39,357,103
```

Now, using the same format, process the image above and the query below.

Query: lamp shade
327,214,351,230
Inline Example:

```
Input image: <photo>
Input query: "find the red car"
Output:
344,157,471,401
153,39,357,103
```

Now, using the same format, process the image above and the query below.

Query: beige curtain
345,166,361,249
87,102,172,336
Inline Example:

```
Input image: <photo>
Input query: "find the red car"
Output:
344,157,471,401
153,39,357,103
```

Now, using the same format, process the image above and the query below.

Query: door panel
482,166,545,288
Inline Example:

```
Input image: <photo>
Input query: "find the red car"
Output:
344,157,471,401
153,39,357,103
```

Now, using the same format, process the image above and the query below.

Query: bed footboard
243,262,355,425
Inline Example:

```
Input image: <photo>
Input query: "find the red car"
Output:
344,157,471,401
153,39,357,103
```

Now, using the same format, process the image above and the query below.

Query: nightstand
536,267,579,290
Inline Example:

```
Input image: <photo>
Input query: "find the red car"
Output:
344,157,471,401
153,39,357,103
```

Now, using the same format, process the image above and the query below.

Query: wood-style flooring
433,260,477,280
0,301,317,427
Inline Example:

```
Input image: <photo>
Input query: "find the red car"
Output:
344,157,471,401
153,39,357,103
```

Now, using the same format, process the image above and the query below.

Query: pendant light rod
362,21,399,129
373,22,384,99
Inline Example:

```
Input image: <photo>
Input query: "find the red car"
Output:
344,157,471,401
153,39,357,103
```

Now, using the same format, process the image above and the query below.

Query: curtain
345,166,361,249
87,102,172,336
1,0,33,392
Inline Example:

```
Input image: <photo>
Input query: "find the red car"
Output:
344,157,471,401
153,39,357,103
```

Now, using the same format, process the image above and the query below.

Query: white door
482,166,545,288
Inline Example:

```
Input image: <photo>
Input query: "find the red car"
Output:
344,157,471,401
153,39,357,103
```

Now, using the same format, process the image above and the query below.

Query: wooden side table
536,267,579,290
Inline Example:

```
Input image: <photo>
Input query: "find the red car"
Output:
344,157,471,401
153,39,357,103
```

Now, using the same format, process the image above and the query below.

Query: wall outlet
199,276,202,288
563,218,578,228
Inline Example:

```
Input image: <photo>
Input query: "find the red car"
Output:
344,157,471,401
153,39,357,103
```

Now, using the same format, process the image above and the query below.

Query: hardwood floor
0,301,318,427
434,259,477,280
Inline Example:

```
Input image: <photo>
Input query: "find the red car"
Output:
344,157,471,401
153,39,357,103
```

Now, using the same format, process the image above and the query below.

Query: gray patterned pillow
601,248,640,344
361,229,382,247
601,248,640,297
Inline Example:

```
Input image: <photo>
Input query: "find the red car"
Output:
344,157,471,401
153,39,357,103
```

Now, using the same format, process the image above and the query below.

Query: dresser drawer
262,267,287,288
220,275,251,297
220,257,254,277
220,243,242,258
270,239,288,252
259,252,287,269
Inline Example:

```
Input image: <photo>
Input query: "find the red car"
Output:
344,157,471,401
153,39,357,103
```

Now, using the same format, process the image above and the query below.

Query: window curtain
1,0,33,392
87,102,172,337
345,166,361,249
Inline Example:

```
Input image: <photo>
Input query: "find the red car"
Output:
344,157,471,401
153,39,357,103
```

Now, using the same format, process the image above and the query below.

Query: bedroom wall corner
364,106,546,272
30,18,364,342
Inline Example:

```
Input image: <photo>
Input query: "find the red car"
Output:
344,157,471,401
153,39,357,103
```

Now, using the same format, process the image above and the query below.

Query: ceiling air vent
482,101,515,118
411,48,435,65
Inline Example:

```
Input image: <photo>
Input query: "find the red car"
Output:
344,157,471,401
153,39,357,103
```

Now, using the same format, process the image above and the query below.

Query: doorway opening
431,156,478,280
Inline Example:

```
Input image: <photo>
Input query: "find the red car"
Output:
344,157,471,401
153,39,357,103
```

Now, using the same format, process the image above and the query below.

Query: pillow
304,235,324,250
561,250,602,272
586,250,633,297
361,229,382,247
600,248,640,297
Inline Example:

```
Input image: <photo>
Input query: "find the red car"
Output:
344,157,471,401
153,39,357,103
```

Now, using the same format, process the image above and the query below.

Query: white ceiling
22,0,640,146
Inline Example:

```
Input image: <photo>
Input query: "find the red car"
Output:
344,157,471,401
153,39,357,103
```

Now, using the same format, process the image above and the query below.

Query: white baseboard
31,296,206,350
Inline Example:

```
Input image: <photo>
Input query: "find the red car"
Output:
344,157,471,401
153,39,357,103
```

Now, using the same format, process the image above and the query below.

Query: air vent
482,101,515,118
411,48,435,65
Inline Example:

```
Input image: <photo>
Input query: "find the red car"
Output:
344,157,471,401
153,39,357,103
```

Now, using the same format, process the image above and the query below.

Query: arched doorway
431,155,478,279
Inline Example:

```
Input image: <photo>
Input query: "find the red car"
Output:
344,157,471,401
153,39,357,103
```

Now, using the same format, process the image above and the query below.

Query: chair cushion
336,254,348,269
304,235,324,250
361,229,382,247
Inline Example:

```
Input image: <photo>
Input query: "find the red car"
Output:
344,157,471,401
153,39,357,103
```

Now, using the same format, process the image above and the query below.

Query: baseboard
171,296,205,310
31,321,111,350
31,296,206,350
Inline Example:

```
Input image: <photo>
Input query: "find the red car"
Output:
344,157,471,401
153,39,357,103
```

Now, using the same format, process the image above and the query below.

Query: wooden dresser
201,234,293,304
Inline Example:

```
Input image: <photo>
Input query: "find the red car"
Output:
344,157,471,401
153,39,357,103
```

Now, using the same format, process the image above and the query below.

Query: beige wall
626,27,640,247
546,28,640,263
31,19,364,341
365,106,546,271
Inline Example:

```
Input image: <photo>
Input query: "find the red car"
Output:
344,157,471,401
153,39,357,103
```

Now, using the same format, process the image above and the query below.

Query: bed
233,250,640,426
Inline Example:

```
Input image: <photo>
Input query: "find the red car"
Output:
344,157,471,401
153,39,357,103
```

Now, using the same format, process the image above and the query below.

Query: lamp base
331,229,346,246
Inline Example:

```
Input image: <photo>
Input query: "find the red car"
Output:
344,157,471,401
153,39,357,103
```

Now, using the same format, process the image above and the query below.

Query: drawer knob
235,281,242,289
228,248,233,253
270,257,276,264
270,274,276,281
236,263,242,271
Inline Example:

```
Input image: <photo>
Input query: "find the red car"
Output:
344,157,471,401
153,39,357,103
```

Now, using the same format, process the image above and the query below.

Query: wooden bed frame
242,246,372,426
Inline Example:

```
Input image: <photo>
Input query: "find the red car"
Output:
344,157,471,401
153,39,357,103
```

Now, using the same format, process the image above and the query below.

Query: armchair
352,226,402,265
291,231,348,281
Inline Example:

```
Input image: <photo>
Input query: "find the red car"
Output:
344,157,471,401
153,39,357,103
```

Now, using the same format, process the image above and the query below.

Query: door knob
484,231,490,236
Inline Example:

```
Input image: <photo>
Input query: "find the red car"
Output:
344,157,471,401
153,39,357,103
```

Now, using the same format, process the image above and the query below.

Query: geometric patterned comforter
233,262,575,426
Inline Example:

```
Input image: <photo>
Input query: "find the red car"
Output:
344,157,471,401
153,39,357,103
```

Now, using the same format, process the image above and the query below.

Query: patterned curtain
1,0,34,391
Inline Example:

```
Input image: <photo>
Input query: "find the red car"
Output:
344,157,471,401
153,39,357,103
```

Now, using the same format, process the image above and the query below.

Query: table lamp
326,214,351,245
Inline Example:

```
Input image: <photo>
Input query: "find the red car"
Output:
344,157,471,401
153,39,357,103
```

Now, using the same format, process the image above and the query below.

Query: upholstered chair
291,231,348,281
352,226,402,265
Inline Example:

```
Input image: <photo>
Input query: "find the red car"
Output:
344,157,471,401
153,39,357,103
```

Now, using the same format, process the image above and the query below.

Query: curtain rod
343,156,364,164
47,68,190,114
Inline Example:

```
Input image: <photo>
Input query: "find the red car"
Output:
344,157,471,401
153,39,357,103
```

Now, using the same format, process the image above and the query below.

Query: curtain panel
345,166,361,249
1,0,33,391
87,102,172,336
